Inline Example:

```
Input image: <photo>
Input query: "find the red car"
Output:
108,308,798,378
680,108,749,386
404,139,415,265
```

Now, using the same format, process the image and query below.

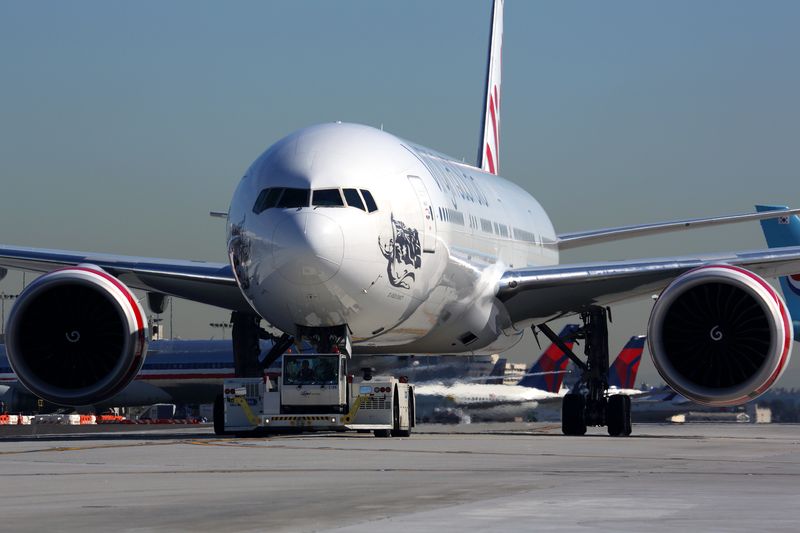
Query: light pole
209,322,233,340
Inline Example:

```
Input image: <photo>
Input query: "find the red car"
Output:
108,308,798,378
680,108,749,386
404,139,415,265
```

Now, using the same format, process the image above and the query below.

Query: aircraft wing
0,245,251,312
497,246,800,325
556,207,800,250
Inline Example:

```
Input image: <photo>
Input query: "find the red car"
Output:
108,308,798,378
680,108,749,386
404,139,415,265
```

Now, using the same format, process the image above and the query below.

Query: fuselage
227,122,558,354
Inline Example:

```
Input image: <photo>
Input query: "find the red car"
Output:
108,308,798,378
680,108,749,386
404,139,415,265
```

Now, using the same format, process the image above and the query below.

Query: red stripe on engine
68,267,144,334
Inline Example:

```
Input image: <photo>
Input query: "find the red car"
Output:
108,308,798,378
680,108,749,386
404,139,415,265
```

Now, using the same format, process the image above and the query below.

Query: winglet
608,335,645,390
518,323,579,393
478,0,503,175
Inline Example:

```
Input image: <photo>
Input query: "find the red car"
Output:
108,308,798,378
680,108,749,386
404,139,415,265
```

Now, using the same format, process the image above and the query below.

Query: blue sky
1,1,799,387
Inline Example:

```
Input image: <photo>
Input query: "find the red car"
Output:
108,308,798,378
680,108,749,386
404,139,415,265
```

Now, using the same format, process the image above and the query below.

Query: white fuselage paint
228,123,557,355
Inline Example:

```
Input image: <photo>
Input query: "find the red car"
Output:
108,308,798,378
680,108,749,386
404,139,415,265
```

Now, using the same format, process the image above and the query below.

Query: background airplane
0,340,262,413
417,328,646,423
607,335,646,393
758,204,800,337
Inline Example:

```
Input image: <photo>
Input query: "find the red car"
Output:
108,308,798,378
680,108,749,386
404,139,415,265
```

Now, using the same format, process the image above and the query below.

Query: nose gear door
407,175,437,253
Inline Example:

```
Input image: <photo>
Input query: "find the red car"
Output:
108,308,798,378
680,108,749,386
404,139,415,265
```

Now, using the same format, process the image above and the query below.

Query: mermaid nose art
271,212,344,285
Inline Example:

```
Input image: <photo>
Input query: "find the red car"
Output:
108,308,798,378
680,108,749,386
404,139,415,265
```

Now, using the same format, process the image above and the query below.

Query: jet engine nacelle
648,265,791,407
5,266,148,406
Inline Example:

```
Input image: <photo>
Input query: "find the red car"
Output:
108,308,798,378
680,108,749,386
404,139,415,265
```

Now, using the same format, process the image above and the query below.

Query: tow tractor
215,352,415,437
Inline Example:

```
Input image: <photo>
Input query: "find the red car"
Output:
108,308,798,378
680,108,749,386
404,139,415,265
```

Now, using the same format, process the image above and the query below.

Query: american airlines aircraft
0,340,282,412
1,0,799,436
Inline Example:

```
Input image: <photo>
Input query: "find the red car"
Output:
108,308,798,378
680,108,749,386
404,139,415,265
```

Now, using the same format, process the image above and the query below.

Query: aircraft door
407,175,437,253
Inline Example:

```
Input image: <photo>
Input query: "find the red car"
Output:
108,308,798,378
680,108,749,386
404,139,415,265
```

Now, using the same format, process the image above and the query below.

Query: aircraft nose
272,212,344,285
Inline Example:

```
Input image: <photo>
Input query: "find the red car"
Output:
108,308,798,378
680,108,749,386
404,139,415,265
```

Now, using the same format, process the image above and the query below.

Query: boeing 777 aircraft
1,0,799,436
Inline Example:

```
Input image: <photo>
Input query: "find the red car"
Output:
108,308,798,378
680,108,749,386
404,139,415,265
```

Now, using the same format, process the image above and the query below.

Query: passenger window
360,189,378,213
276,188,310,208
343,188,365,211
313,188,345,207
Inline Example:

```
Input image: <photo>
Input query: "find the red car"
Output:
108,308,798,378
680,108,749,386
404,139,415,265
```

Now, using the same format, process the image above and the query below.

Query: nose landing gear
231,315,355,379
537,306,632,437
231,312,295,377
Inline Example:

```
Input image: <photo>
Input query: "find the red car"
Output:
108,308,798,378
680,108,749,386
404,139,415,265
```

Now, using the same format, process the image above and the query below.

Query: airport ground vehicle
216,352,414,437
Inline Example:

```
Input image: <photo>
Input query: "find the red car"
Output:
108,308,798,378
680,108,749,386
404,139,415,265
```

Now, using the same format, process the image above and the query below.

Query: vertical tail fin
484,357,508,384
756,204,800,336
518,324,579,393
608,336,646,389
478,0,504,175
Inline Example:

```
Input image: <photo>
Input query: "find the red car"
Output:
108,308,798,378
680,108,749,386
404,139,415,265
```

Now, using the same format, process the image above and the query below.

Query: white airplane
0,0,798,436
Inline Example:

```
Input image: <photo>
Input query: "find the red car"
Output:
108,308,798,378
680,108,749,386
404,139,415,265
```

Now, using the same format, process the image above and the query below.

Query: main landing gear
537,306,631,437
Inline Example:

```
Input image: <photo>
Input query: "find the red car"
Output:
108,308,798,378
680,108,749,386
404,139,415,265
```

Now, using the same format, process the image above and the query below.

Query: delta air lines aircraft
1,0,799,435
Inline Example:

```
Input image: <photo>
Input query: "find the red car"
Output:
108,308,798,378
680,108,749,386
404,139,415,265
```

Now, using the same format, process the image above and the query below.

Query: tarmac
0,422,798,532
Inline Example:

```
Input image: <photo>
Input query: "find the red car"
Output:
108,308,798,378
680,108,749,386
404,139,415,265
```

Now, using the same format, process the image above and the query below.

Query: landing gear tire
390,389,411,438
562,393,587,436
213,394,227,436
392,425,411,438
607,394,632,437
374,429,391,438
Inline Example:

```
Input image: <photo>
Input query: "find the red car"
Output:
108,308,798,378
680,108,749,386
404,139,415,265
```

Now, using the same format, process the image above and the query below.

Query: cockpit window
253,187,284,214
253,187,374,212
312,188,345,207
343,188,365,211
360,189,378,212
263,188,284,208
276,188,310,208
253,189,270,214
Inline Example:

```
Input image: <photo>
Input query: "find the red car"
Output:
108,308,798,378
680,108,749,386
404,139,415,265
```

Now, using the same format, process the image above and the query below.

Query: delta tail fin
518,324,579,393
756,204,800,336
478,0,504,175
485,357,508,384
608,335,646,390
